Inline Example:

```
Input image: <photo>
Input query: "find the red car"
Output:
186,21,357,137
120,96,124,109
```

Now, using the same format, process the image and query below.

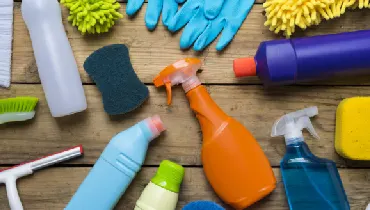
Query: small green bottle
135,160,185,210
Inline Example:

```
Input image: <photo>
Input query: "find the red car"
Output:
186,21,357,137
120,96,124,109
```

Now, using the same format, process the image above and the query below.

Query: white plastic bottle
21,0,87,117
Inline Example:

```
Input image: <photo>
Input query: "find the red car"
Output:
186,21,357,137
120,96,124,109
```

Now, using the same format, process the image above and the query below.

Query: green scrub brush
0,97,38,124
61,0,123,34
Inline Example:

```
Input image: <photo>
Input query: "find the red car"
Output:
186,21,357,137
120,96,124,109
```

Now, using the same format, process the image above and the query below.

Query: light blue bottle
271,107,350,210
65,115,165,210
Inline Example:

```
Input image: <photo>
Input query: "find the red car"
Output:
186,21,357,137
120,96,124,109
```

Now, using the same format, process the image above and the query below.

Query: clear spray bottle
271,107,350,210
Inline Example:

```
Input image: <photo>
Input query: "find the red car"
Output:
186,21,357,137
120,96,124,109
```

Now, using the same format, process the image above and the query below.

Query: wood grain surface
0,167,368,210
1,1,369,210
3,84,370,167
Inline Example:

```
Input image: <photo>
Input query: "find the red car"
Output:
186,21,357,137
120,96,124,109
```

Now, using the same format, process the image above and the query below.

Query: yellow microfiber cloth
264,0,370,37
336,97,370,160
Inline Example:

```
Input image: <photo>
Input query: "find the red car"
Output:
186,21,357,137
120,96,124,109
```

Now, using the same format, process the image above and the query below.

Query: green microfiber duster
84,44,149,115
61,0,123,34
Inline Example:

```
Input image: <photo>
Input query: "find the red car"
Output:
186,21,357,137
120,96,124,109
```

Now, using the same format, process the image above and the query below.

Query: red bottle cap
233,57,257,77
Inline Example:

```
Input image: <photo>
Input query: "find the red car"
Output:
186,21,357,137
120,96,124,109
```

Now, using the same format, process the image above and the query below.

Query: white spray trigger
271,107,319,143
296,116,320,139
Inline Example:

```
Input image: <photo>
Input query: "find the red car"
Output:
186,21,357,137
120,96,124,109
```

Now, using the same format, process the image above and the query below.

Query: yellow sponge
336,97,370,160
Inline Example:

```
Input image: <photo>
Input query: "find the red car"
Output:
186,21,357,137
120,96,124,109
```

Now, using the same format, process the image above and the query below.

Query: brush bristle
0,97,39,114
0,0,13,88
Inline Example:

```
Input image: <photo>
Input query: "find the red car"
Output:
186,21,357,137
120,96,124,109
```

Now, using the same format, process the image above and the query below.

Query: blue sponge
183,201,225,210
84,44,149,115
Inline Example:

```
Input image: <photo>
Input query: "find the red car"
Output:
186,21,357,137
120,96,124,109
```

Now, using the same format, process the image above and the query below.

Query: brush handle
0,112,35,124
6,178,23,210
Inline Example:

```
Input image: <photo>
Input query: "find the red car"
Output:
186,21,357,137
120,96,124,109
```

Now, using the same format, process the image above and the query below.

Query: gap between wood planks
0,164,370,170
2,85,370,168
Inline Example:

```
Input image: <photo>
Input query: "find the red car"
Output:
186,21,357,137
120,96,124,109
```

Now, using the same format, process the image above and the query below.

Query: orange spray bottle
153,58,276,209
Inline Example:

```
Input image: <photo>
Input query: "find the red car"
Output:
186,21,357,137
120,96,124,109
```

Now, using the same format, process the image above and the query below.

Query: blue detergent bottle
271,107,350,210
65,116,166,210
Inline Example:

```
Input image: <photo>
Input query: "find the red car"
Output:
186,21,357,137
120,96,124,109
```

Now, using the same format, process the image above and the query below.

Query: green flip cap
151,160,185,193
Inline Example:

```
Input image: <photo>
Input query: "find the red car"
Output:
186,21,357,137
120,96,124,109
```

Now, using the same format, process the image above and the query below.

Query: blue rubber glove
126,0,224,30
167,0,255,51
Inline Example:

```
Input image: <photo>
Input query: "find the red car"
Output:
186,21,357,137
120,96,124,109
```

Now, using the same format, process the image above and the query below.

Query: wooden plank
12,3,370,85
2,84,370,167
0,167,368,210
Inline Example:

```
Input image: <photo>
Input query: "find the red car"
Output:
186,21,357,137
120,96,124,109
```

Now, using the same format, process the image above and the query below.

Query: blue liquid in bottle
272,107,350,210
281,140,350,210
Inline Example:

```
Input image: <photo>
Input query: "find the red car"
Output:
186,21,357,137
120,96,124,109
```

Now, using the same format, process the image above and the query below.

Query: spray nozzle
271,107,319,143
153,58,202,105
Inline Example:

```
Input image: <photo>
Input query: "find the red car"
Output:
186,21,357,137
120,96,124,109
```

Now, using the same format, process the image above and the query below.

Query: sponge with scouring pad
84,44,149,115
336,97,370,160
182,201,225,210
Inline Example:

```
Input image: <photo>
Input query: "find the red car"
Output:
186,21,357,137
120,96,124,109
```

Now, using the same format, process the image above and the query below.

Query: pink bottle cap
146,115,166,141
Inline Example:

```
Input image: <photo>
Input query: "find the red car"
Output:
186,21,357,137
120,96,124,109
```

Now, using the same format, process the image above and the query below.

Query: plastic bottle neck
143,116,165,142
285,135,304,145
182,76,201,93
285,140,311,156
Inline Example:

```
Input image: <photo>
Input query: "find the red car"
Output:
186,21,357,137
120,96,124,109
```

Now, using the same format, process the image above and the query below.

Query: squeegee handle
6,178,23,210
0,164,33,210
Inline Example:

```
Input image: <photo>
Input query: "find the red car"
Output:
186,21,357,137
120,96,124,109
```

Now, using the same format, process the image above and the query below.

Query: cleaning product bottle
153,58,276,209
65,116,165,210
135,160,184,210
271,107,350,210
233,30,370,86
21,0,87,117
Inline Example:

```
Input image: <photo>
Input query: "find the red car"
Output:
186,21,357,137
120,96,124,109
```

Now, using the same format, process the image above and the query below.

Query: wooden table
1,2,370,210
